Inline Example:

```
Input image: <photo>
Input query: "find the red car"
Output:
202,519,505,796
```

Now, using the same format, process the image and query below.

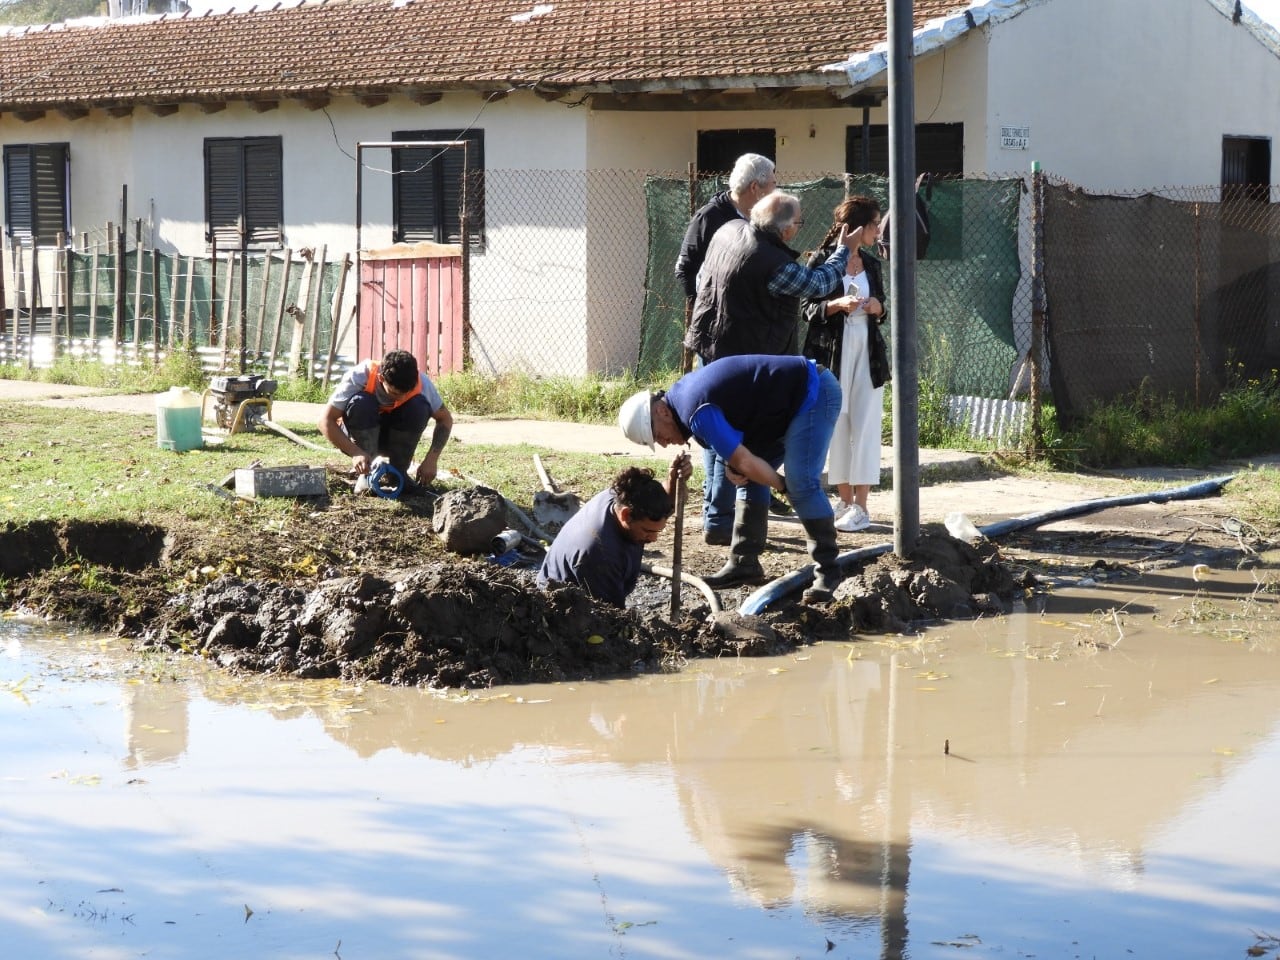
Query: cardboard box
234,465,327,499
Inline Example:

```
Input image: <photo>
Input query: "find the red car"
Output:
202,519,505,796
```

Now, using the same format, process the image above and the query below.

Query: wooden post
151,247,160,365
0,232,6,349
132,221,144,360
219,249,235,371
10,239,22,361
27,241,39,370
88,244,100,357
108,222,121,347
305,244,327,381
323,253,352,386
182,255,195,346
254,252,272,358
209,235,219,350
167,251,180,351
51,233,64,359
266,248,293,377
288,248,314,378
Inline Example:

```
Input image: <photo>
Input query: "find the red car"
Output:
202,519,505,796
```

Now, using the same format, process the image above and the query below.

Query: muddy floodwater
4,561,1280,960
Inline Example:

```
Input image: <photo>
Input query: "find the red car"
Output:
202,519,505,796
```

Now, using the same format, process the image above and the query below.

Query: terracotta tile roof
0,0,966,110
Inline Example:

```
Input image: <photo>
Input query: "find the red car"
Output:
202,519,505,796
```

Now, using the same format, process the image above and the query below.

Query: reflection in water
2,562,1280,959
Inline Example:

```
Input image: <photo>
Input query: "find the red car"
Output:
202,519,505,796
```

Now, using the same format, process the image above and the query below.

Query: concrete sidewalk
3,378,984,481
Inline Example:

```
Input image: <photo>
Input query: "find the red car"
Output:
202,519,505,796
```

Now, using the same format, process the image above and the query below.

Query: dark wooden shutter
3,146,34,240
4,143,68,243
30,144,69,244
392,130,484,246
844,123,964,176
243,138,282,244
205,137,281,246
205,139,244,245
393,144,439,243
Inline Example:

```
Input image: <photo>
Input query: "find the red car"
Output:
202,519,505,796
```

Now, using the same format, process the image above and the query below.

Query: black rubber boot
703,500,770,588
800,516,843,604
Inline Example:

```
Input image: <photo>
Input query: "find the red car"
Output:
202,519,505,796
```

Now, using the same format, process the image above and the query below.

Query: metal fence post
1029,161,1045,454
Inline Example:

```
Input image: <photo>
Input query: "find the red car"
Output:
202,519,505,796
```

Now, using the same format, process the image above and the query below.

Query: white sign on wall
1001,125,1030,150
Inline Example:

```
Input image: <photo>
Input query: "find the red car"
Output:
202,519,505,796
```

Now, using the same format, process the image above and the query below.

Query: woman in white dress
801,196,887,532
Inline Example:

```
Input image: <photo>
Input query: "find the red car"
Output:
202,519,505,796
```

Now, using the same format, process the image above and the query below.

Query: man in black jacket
673,153,776,306
673,153,777,546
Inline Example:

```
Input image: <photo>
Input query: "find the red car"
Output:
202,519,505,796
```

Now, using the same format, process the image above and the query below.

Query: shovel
531,454,582,528
669,471,686,620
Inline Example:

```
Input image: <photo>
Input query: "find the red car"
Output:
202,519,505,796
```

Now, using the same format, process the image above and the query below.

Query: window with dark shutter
204,136,282,246
3,142,70,244
391,130,484,247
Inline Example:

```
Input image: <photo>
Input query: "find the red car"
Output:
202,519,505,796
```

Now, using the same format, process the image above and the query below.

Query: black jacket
674,191,743,302
684,220,802,362
800,246,887,375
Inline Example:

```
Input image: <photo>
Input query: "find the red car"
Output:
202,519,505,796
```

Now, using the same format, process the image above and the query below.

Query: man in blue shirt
538,455,691,609
618,354,845,604
683,191,859,548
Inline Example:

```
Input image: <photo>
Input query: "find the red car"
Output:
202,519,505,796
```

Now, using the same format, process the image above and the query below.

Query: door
357,243,464,377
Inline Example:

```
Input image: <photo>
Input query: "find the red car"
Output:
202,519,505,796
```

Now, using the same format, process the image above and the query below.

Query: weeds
1043,369,1280,470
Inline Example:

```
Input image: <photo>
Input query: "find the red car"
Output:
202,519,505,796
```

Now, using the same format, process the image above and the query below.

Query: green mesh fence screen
63,250,346,374
640,173,1024,398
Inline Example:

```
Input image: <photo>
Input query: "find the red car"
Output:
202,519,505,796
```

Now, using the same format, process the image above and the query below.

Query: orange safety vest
364,361,422,414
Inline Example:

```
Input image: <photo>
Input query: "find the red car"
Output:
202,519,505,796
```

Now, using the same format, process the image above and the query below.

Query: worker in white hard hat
618,353,844,604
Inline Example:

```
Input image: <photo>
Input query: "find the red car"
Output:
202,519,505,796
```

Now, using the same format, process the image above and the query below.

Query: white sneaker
834,504,871,532
353,474,371,495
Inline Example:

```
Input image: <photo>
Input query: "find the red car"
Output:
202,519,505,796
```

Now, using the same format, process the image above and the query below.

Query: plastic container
155,386,204,452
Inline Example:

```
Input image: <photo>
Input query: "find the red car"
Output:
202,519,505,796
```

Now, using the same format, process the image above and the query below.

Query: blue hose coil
368,461,404,499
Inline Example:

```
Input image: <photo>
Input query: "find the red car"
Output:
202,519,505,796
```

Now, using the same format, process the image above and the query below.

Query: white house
2,0,1278,376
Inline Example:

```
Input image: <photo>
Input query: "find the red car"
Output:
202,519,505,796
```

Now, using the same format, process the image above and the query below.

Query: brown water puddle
3,560,1279,959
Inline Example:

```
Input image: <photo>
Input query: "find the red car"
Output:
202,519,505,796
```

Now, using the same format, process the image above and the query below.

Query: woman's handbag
867,315,891,389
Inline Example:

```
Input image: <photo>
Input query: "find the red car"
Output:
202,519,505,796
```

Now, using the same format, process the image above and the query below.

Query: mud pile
136,561,787,687
4,513,1039,689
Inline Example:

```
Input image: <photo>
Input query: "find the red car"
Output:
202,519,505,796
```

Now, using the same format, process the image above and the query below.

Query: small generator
208,375,278,432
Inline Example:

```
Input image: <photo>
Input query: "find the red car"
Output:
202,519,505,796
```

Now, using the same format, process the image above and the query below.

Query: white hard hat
618,390,654,449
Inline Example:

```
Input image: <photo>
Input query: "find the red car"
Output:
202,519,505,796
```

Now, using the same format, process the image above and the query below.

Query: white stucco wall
8,0,1280,375
983,0,1280,189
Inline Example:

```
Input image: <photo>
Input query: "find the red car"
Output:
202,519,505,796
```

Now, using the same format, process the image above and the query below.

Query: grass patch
437,369,658,424
1043,373,1280,470
1,400,648,526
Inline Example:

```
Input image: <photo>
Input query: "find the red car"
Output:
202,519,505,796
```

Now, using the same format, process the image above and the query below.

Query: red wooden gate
357,242,464,377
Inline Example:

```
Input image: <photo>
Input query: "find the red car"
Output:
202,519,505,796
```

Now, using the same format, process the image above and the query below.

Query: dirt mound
4,477,1263,689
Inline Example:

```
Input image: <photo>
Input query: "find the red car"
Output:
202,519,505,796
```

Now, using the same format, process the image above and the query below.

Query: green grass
0,401,652,526
1042,372,1280,470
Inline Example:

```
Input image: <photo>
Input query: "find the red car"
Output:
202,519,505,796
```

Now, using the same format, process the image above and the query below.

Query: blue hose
368,461,405,499
738,473,1237,616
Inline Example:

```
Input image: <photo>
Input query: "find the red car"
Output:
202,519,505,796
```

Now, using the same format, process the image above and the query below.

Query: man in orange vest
319,349,453,494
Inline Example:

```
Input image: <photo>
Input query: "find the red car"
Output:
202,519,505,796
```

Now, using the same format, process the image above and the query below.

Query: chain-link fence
5,167,1275,446
640,172,1026,401
1041,176,1280,425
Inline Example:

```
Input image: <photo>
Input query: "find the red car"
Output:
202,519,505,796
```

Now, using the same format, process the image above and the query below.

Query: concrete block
234,465,328,499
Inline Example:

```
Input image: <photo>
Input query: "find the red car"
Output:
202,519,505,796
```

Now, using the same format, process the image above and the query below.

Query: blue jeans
702,446,736,535
734,367,840,518
782,367,842,520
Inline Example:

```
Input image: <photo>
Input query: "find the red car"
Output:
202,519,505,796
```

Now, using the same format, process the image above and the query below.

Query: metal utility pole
887,0,919,556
